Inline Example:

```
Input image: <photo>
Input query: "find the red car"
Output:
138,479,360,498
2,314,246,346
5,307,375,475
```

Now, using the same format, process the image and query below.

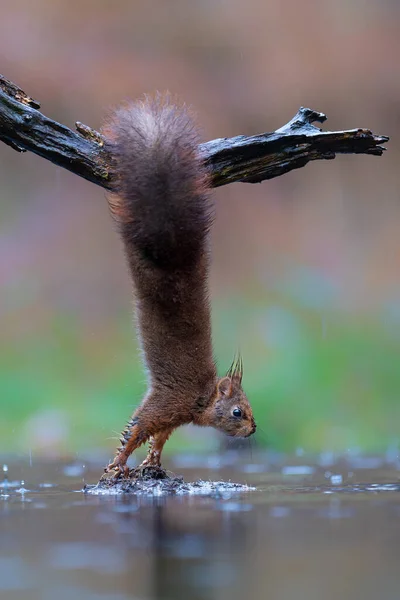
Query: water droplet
2,465,9,491
17,481,29,495
282,465,314,475
330,474,343,485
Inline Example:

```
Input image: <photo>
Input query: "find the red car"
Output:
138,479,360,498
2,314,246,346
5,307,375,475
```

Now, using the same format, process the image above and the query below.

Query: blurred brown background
1,0,400,457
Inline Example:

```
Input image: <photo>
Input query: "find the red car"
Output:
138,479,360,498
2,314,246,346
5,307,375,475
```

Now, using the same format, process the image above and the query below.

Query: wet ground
1,452,400,600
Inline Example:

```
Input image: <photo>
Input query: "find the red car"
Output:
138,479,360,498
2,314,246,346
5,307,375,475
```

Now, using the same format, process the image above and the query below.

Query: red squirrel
102,96,256,478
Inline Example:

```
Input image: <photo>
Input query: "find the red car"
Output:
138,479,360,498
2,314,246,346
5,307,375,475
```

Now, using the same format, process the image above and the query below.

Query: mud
86,465,255,496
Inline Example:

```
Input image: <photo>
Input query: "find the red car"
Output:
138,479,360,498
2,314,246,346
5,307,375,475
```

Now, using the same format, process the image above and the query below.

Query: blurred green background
1,0,400,458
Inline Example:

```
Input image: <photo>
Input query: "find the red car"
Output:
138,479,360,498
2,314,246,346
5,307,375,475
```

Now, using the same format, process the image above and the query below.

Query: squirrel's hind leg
104,418,149,479
139,429,173,469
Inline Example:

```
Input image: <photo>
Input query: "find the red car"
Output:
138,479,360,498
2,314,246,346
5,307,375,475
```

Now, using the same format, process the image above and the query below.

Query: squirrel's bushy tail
105,96,212,270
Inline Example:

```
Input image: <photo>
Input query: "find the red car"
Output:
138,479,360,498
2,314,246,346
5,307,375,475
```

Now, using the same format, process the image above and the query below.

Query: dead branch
0,74,388,191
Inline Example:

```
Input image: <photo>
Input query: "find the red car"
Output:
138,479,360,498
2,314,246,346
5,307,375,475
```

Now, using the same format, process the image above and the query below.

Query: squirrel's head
209,356,256,438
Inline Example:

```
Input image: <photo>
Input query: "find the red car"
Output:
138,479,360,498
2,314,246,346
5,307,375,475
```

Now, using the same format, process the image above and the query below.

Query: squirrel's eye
232,408,242,418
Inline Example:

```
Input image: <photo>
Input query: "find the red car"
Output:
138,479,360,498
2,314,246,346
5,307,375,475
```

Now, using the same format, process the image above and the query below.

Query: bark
0,74,388,191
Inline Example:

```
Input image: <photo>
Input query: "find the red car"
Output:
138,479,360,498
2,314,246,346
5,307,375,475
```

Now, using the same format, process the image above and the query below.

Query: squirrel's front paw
102,457,130,480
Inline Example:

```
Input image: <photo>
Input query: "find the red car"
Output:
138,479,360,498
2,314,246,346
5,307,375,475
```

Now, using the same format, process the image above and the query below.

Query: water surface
1,453,400,600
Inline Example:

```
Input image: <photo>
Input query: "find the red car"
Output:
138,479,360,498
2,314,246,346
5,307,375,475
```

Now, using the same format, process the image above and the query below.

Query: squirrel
102,96,256,478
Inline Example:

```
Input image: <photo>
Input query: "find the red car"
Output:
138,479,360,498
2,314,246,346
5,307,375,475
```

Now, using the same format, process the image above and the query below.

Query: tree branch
0,74,388,191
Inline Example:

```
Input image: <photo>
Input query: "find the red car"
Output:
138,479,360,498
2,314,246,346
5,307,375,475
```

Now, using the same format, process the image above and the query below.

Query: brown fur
102,97,256,478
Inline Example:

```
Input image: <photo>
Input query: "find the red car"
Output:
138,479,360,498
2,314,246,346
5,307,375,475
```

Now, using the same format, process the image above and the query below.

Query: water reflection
1,456,400,599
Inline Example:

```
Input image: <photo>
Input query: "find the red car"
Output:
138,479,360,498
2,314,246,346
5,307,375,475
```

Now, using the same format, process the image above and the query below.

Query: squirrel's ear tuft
226,353,243,384
217,377,232,397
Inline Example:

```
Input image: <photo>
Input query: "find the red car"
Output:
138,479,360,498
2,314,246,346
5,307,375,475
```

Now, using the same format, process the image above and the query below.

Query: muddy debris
85,466,255,496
